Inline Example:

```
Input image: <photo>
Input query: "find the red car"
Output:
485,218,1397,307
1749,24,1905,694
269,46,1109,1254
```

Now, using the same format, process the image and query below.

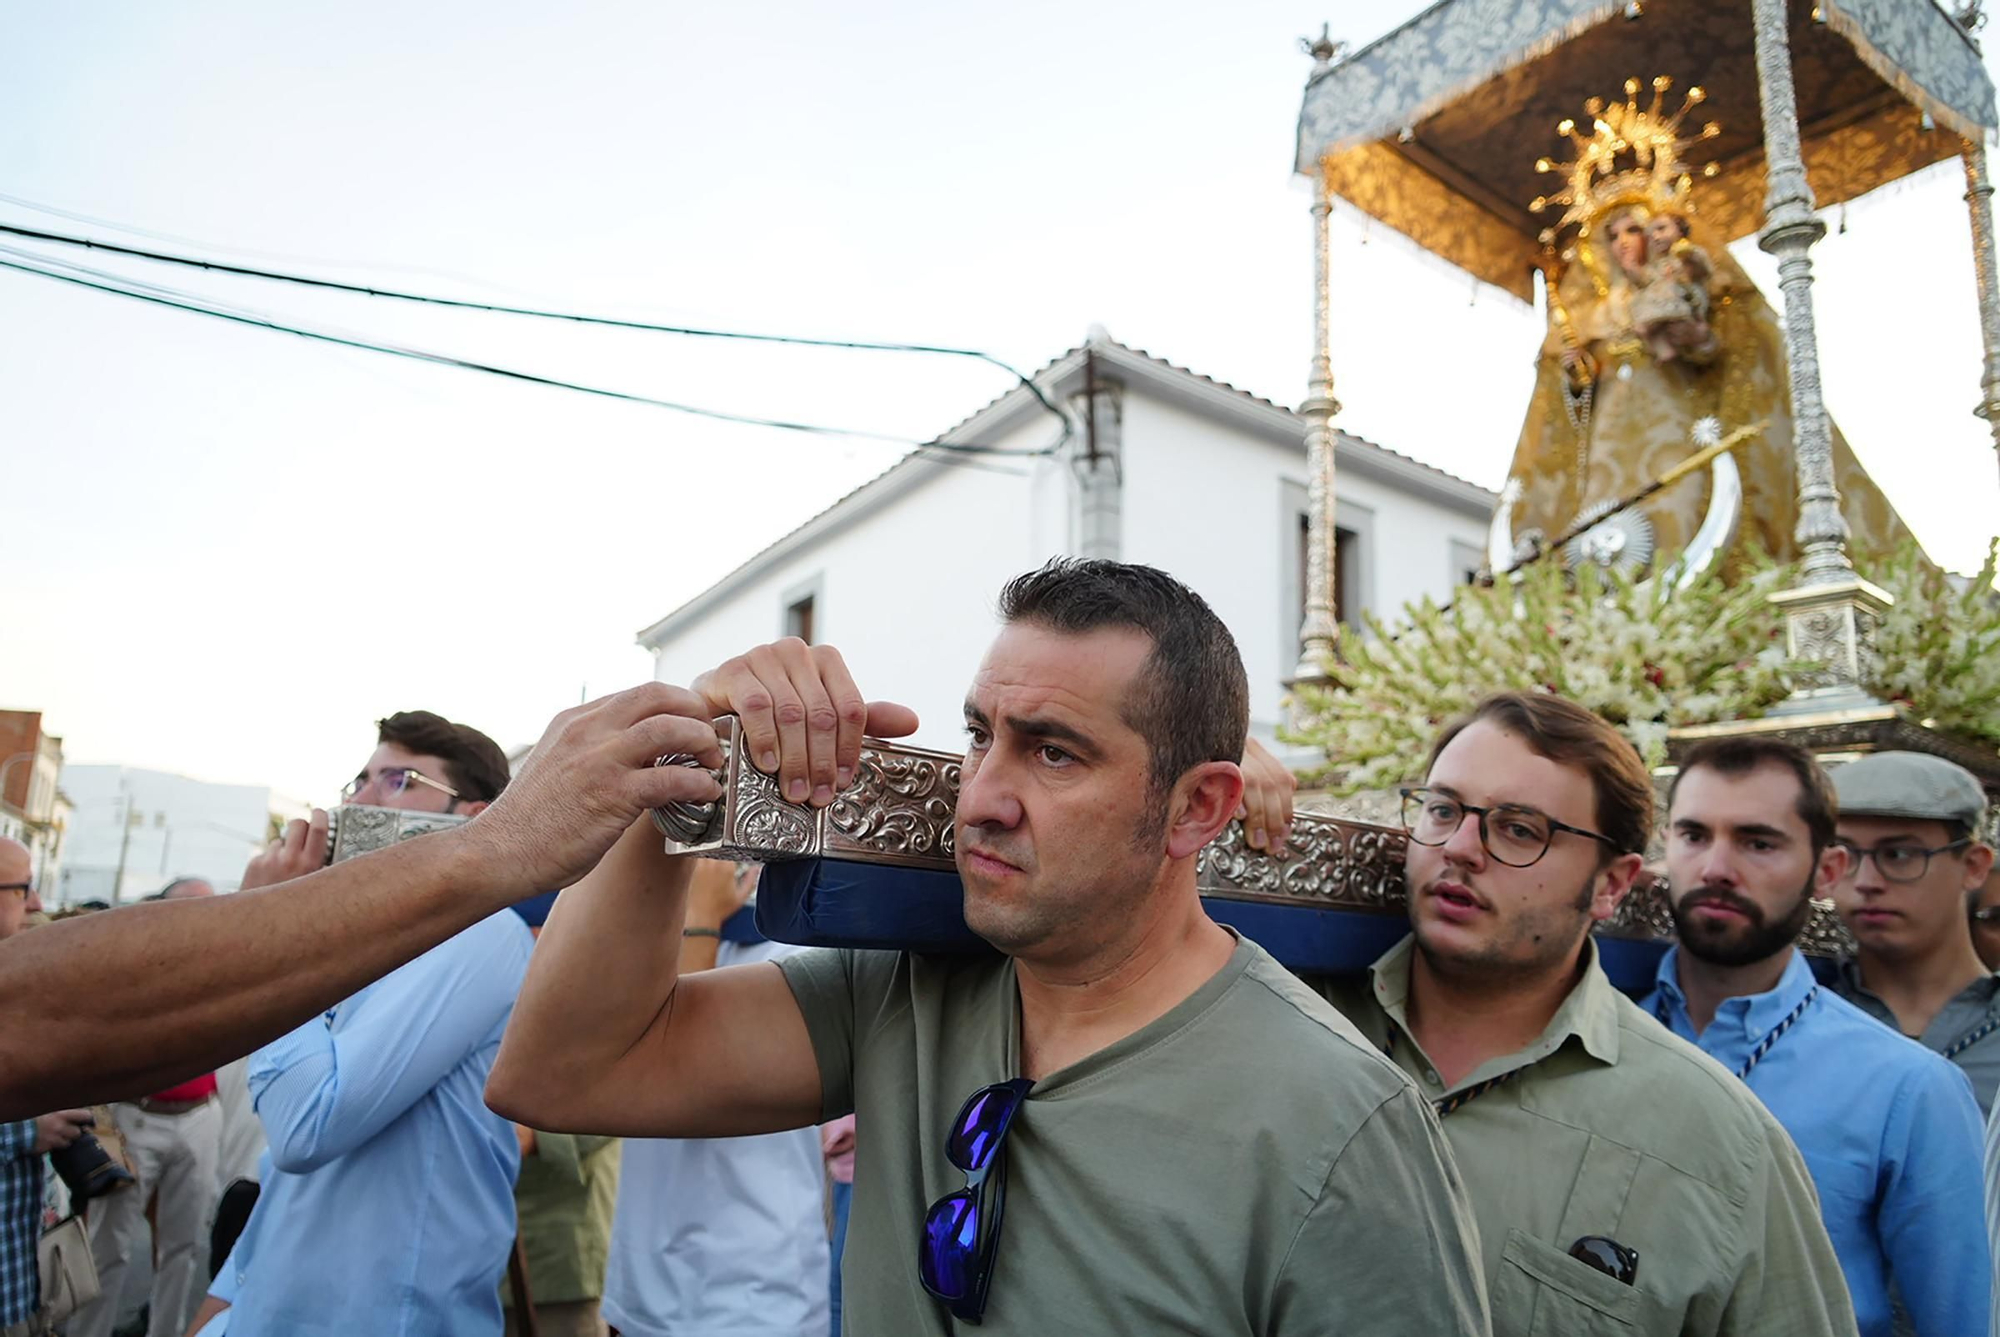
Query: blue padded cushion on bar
752,857,1668,990
755,859,986,954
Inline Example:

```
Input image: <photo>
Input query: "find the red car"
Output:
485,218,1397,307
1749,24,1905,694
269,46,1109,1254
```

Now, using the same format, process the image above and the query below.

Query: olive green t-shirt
777,932,1490,1336
1315,938,1857,1337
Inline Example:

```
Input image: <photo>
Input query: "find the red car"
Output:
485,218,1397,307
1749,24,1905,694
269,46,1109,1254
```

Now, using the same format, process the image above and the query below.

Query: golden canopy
1295,0,1998,301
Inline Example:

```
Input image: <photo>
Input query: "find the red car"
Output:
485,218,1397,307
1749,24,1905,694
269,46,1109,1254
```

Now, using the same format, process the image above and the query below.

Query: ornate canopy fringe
1296,0,1999,302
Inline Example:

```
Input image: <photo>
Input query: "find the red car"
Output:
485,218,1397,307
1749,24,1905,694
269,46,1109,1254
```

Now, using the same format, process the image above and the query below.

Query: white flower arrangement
1280,541,2000,794
1868,539,2000,744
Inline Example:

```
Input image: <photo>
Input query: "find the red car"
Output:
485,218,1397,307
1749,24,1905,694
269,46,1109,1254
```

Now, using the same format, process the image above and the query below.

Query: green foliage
1284,540,2000,795
1283,557,1796,794
1869,538,2000,743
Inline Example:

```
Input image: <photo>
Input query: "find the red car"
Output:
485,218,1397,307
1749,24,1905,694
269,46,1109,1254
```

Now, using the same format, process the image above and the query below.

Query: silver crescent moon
1667,450,1744,591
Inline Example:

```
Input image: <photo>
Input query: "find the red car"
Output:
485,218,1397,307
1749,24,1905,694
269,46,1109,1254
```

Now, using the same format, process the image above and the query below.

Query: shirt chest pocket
1492,1228,1640,1335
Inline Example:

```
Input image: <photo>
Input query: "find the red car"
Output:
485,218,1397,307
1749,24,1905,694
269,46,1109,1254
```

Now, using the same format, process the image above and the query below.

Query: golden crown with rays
1529,76,1722,245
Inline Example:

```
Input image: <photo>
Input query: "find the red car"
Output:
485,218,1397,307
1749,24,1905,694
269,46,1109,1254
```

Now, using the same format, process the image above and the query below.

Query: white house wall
646,363,1494,758
1114,393,1491,734
650,449,1071,756
59,765,274,903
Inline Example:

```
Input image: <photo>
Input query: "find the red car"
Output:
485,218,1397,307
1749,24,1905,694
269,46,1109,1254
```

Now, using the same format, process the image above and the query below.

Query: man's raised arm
488,637,917,1140
0,682,724,1120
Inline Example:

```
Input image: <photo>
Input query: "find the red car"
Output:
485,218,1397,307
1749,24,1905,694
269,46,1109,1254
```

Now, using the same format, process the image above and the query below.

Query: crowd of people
0,556,1998,1335
0,714,853,1337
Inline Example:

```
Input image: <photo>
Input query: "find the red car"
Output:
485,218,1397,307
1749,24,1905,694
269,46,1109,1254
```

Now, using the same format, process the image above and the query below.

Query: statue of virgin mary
1495,86,1910,577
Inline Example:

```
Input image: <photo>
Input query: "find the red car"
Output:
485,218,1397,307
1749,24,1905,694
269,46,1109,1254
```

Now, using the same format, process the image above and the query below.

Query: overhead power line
0,217,1070,445
0,253,1041,473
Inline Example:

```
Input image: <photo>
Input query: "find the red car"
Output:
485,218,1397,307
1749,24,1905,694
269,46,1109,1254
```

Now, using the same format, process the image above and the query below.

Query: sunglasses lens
1568,1236,1634,1282
946,1084,1025,1173
919,1190,979,1298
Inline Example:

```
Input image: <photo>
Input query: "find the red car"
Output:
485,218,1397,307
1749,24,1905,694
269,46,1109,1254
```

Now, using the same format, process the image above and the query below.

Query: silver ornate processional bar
327,719,1850,955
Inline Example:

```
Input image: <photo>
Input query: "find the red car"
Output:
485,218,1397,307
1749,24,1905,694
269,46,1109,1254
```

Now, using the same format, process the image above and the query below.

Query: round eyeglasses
1834,838,1970,885
341,766,460,805
1399,787,1617,869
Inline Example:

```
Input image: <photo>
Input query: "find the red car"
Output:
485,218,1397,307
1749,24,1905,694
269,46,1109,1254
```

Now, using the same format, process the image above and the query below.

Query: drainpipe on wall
1069,347,1123,560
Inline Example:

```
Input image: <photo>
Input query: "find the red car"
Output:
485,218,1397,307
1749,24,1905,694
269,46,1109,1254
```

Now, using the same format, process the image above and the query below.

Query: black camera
49,1126,134,1203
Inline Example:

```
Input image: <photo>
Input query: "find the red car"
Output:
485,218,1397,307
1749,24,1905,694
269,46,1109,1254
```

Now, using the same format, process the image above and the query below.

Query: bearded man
1640,736,1986,1337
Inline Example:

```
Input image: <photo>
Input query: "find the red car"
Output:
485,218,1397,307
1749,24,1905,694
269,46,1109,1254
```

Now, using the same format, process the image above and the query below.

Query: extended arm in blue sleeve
249,920,524,1174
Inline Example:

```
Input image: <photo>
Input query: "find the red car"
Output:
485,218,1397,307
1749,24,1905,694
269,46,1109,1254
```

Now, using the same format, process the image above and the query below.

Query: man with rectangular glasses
1823,751,2000,1116
0,688,729,1131
191,711,534,1337
490,559,1490,1334
1639,736,1985,1337
1311,693,1855,1336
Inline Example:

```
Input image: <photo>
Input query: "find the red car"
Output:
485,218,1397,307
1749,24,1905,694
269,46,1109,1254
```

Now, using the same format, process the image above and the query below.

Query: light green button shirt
1317,938,1857,1337
506,1132,621,1307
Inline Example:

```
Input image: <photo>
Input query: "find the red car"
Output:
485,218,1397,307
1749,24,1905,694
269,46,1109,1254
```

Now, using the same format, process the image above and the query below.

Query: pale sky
5,0,1997,804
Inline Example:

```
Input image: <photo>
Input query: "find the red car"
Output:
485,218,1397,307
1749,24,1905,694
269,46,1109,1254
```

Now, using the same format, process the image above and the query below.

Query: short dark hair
1669,736,1837,853
996,559,1248,798
1426,692,1654,857
377,711,510,803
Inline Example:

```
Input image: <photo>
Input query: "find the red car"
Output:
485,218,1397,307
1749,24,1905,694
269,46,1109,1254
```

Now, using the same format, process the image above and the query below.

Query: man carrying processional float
1494,78,1911,579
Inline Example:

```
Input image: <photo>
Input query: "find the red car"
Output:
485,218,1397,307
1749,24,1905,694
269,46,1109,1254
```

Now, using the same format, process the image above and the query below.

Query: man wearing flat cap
1827,751,2000,1114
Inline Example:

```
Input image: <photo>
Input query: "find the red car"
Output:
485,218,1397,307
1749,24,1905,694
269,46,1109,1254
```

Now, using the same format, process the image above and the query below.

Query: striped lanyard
1435,1071,1517,1118
1383,1031,1519,1119
1658,986,1817,1081
1944,1014,2000,1061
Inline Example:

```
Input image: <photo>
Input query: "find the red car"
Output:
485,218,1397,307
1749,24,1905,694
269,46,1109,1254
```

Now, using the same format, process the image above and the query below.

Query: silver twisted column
1752,0,1890,709
1964,138,2000,474
1751,0,1851,586
1293,169,1343,683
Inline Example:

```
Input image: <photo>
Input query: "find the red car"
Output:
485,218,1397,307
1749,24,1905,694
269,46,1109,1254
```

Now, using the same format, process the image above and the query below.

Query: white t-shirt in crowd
601,937,831,1337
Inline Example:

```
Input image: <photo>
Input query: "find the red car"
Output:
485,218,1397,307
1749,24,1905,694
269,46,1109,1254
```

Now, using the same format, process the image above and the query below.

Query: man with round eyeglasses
1824,751,2000,1116
191,710,534,1337
1312,693,1854,1336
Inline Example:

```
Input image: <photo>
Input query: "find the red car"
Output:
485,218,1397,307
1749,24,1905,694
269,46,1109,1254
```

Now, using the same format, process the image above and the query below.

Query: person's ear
459,799,491,818
1964,842,1995,890
1588,852,1645,923
1165,762,1245,861
1813,842,1850,898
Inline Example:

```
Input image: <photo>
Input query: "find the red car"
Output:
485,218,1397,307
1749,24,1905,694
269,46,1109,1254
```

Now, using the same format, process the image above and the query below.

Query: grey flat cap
1833,751,1988,829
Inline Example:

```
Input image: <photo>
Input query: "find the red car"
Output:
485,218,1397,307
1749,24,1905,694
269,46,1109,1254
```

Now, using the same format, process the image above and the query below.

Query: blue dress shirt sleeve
1877,1058,1988,1337
0,1119,35,1161
1986,1097,2000,1337
248,921,517,1174
208,1248,239,1304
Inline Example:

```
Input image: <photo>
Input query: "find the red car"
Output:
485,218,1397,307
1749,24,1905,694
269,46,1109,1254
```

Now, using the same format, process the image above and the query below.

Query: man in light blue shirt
1641,735,1987,1337
193,712,534,1337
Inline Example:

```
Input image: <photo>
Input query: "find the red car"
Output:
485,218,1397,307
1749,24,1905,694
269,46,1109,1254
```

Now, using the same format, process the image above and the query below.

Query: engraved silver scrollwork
1600,875,1678,941
826,749,960,863
1197,813,1408,913
327,804,470,865
733,764,817,855
1797,900,1857,959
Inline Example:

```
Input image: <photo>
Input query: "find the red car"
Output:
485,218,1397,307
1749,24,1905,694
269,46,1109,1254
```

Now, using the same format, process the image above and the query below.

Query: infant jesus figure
1630,212,1720,365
